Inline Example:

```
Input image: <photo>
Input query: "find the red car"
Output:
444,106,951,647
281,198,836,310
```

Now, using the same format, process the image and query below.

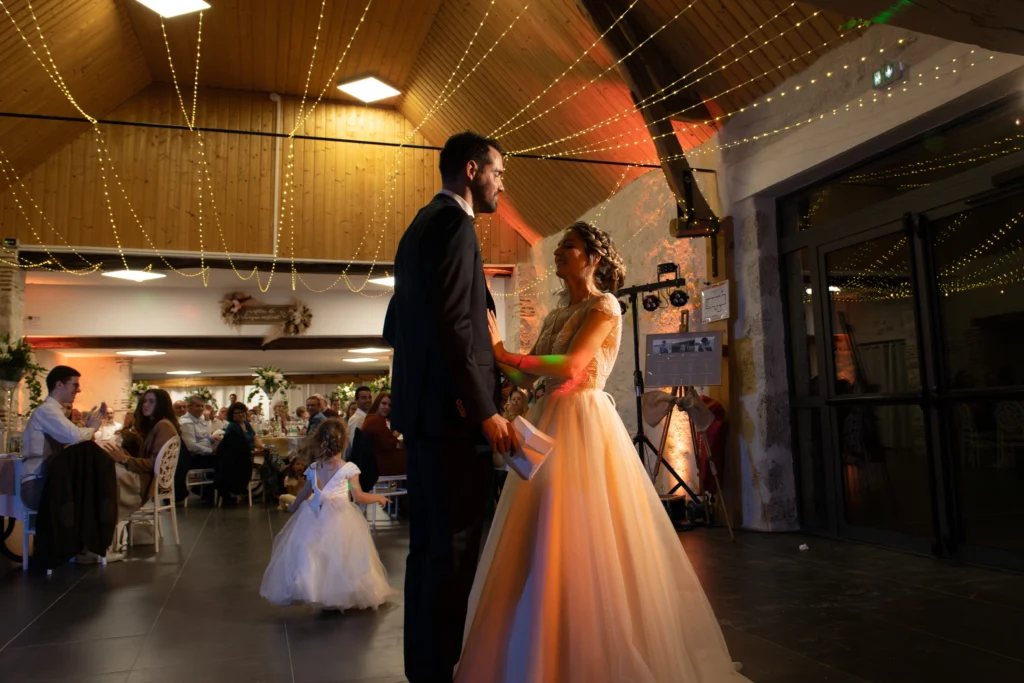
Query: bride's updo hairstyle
298,417,348,465
566,221,627,294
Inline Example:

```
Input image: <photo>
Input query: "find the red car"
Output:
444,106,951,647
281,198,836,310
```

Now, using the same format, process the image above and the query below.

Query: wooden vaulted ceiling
0,0,855,257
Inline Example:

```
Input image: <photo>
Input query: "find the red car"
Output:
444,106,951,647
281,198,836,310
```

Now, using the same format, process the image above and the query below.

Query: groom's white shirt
439,189,474,218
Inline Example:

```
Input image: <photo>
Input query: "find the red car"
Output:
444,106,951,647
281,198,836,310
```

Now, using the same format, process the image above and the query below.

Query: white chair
365,474,407,531
247,470,264,507
183,468,216,507
6,456,37,572
128,437,181,552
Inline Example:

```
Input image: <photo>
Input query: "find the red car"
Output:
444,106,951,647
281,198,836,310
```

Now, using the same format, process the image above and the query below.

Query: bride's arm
496,362,536,390
487,309,615,383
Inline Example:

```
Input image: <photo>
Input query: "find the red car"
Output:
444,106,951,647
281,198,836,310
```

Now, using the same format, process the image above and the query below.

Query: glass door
817,221,938,553
924,188,1024,570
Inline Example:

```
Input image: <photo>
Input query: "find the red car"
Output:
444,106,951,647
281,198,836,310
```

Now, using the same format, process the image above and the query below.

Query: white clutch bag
499,416,555,481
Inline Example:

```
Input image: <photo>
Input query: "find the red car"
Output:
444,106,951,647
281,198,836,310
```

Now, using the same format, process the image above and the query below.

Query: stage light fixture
642,293,661,312
669,289,689,307
618,299,628,315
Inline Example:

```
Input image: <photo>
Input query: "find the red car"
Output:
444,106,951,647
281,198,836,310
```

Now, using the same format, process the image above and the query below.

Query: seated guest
325,397,342,418
532,379,547,404
347,386,372,448
361,391,405,477
95,411,122,443
272,402,290,430
345,401,359,421
20,366,104,510
296,406,309,421
214,402,263,503
305,395,326,434
503,388,528,422
225,402,263,452
210,406,229,433
99,388,180,531
181,395,218,467
172,400,187,420
203,403,215,422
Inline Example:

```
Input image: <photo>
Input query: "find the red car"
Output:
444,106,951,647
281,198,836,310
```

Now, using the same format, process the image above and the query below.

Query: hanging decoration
219,292,313,344
247,367,296,404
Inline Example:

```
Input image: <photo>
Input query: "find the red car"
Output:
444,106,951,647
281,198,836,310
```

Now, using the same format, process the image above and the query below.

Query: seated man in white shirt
94,412,123,443
21,365,104,510
347,385,373,448
209,406,229,434
180,395,219,468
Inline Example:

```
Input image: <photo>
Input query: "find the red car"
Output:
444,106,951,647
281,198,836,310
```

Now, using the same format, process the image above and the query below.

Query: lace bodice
531,292,621,392
306,461,360,510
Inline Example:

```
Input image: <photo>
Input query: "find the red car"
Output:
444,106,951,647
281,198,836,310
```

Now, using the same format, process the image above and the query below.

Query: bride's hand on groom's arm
482,413,519,455
487,311,506,361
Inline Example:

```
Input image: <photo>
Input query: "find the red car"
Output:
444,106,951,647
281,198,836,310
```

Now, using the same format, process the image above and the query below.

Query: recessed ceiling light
337,77,401,103
116,350,167,357
134,0,210,18
348,347,390,354
367,276,395,287
102,269,166,282
342,358,378,363
166,370,202,375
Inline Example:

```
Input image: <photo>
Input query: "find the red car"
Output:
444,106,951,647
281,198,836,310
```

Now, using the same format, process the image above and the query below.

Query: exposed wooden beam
577,0,717,226
26,336,389,351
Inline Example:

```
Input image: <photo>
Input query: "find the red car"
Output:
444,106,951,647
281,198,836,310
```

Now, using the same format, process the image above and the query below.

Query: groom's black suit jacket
383,193,502,439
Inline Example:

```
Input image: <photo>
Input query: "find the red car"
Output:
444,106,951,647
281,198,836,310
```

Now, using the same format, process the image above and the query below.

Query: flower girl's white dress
260,461,394,609
456,293,750,683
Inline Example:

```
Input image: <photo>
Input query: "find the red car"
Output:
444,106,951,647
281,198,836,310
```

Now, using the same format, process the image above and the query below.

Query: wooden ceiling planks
126,0,444,100
0,0,150,183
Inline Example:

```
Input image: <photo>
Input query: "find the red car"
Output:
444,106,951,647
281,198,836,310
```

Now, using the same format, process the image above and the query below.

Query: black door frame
779,146,1024,568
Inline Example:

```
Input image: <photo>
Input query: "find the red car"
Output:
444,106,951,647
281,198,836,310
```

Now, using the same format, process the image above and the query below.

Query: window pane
778,98,1024,235
838,404,932,536
949,400,1024,555
826,232,921,395
784,249,819,396
933,198,1024,390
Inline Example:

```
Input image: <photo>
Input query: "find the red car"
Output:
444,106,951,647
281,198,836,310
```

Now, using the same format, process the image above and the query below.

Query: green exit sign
872,61,904,89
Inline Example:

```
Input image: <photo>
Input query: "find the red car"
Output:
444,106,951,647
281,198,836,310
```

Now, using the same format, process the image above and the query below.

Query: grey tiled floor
2,505,1023,682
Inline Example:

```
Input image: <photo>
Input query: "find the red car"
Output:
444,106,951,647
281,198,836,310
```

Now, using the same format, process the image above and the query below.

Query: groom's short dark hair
439,132,503,182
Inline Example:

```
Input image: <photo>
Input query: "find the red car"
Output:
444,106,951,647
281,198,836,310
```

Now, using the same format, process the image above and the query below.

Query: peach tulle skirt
456,389,750,683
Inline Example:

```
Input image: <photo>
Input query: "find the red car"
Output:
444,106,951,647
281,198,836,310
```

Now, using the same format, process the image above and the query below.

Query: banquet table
263,436,305,457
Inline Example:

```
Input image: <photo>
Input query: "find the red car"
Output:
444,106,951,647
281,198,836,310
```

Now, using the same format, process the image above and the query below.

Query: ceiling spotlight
343,357,378,363
116,350,167,357
367,276,395,287
134,0,210,18
348,348,390,354
166,370,202,375
805,287,813,295
337,77,401,103
102,269,166,282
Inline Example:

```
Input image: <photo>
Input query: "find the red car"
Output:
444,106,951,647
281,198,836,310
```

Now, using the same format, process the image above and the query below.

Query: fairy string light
495,0,705,142
489,0,642,138
507,2,807,154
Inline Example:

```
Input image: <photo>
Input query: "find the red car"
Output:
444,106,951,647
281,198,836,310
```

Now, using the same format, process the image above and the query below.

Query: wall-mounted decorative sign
220,292,313,344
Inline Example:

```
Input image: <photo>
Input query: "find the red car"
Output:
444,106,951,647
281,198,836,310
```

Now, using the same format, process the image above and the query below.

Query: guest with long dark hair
214,402,264,504
100,389,181,528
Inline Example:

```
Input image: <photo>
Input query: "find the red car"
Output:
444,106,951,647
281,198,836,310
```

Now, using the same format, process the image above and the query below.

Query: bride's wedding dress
456,293,750,683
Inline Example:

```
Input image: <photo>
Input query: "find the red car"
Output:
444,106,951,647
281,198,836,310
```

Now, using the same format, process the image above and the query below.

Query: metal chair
128,437,181,552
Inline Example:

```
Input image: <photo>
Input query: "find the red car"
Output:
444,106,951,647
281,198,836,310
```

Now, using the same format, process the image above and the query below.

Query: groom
384,131,519,683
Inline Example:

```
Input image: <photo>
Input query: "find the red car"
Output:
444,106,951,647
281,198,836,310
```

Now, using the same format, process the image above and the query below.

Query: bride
455,222,750,683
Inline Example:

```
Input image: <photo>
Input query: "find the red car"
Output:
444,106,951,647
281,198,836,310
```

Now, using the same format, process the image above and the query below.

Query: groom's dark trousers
384,193,503,682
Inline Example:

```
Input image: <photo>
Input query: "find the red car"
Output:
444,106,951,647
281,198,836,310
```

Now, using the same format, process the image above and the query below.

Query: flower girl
260,418,395,610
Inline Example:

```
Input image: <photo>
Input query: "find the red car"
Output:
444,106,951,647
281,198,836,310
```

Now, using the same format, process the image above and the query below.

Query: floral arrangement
188,386,218,409
220,292,253,326
128,380,157,409
369,375,391,396
283,301,313,336
247,366,295,403
0,334,45,411
330,383,356,404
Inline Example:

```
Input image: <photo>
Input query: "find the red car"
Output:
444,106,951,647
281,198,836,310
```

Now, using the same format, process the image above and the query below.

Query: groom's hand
482,413,519,455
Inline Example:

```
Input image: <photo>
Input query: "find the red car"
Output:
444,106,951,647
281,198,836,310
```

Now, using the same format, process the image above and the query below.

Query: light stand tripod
619,278,706,524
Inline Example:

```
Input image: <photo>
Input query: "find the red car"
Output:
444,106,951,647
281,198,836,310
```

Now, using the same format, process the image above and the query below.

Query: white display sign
701,281,730,323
